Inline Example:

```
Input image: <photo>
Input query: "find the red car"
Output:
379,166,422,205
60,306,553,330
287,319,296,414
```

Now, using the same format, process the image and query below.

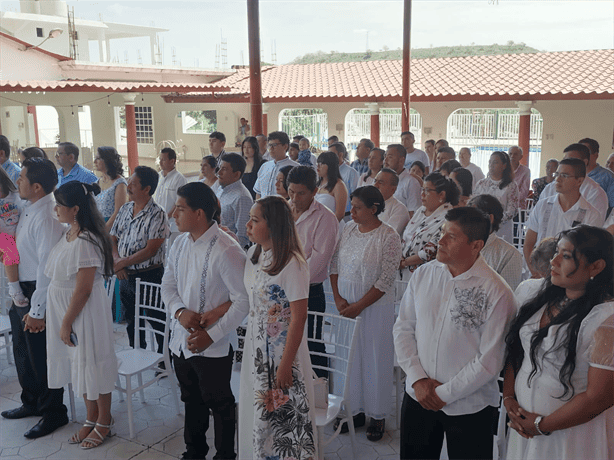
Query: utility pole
247,0,263,135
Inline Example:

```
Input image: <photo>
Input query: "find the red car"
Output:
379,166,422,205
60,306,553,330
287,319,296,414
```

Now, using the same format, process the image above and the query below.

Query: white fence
279,109,329,151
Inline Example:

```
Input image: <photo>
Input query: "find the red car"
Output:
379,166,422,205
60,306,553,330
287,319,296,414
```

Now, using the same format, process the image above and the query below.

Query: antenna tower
215,44,220,69
172,46,178,66
67,6,79,60
137,50,143,65
220,30,228,70
124,51,129,63
154,35,163,65
271,40,277,65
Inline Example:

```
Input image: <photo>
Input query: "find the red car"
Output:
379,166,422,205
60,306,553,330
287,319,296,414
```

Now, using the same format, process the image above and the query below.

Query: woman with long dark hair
503,225,614,459
93,146,127,230
473,151,519,243
316,151,348,222
240,196,316,459
45,181,117,450
241,136,264,199
358,148,385,187
450,167,473,207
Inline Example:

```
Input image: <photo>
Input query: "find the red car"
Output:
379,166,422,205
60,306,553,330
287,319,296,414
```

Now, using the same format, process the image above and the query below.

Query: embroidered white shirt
540,176,608,219
161,223,250,359
393,255,517,416
16,194,65,318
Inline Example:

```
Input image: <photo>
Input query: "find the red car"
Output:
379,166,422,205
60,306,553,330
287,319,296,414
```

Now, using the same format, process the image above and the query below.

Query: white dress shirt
393,255,516,416
16,193,65,318
154,168,188,232
253,157,298,198
540,176,608,219
380,196,410,236
465,162,485,184
293,198,339,284
481,232,523,291
527,193,604,244
404,149,429,170
394,169,422,212
162,223,250,359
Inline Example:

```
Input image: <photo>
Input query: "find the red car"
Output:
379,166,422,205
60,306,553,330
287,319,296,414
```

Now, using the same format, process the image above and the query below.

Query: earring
74,214,78,224
590,276,594,280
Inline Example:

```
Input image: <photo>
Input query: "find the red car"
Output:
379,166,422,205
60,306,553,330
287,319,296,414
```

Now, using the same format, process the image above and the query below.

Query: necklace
66,226,80,241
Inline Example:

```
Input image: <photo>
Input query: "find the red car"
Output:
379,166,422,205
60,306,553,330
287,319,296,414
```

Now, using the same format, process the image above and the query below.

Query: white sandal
80,418,114,450
68,419,95,444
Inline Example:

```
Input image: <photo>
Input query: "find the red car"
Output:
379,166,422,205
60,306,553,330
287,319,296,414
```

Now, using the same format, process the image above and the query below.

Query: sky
2,0,613,68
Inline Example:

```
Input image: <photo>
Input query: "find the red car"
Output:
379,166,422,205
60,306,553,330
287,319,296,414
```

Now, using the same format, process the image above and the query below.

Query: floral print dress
239,248,316,460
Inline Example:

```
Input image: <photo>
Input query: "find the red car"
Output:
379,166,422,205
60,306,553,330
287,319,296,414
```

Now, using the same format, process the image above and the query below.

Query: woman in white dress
240,196,317,460
46,181,117,449
473,151,519,243
316,151,348,222
358,148,384,187
399,172,459,282
504,225,614,459
330,185,402,442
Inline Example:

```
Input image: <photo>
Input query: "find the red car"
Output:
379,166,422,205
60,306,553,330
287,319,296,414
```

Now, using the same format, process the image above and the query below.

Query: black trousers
9,281,67,418
173,349,236,459
400,393,496,460
307,283,328,379
119,267,166,353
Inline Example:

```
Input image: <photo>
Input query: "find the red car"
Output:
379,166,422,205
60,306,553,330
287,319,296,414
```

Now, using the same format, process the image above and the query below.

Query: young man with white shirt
524,158,603,277
401,131,430,173
162,182,250,460
373,168,410,235
154,147,187,233
215,153,253,249
208,131,227,169
253,131,298,199
384,144,421,218
287,166,339,376
329,142,359,216
538,143,609,219
458,147,485,184
393,207,516,460
1,158,68,438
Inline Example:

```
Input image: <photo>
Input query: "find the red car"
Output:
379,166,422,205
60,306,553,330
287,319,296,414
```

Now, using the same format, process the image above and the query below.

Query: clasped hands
504,397,544,439
334,296,363,319
177,308,222,354
412,378,446,411
22,313,46,333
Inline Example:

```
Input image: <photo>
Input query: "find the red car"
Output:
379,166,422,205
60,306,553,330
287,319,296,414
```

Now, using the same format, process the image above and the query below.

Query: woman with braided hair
45,181,117,450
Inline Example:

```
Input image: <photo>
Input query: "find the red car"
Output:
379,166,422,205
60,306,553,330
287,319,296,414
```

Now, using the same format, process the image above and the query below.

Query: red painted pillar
247,0,263,136
401,0,412,132
366,103,380,148
27,106,40,146
517,101,532,166
123,94,139,173
262,112,268,137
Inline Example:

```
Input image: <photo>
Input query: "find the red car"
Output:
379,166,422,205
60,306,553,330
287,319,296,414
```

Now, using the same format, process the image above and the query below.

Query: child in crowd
288,142,300,161
0,167,27,306
298,137,313,166
409,160,426,185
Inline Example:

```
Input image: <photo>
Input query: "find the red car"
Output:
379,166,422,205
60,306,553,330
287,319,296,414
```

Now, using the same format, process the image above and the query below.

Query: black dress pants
307,283,329,378
119,267,166,353
173,348,236,459
8,281,67,418
400,392,496,460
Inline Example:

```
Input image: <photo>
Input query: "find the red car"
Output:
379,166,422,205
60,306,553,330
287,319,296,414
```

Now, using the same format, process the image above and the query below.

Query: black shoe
24,415,69,439
1,406,40,419
366,418,385,442
333,412,365,434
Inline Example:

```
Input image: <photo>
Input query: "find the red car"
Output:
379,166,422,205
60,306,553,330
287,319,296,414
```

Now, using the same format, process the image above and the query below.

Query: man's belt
125,264,163,276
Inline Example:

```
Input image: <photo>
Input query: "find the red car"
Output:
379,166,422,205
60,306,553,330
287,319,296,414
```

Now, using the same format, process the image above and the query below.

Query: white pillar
56,106,82,151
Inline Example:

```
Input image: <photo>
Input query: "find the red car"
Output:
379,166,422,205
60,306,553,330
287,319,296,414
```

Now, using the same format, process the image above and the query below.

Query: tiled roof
200,49,614,102
0,80,230,93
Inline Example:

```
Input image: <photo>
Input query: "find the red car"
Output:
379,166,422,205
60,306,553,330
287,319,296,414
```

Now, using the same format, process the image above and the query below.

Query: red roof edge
0,31,73,62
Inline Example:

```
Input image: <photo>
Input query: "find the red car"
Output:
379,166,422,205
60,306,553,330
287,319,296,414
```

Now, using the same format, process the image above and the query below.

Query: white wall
0,35,64,80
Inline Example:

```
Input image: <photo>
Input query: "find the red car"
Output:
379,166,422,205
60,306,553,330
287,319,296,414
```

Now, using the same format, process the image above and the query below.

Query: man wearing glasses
55,142,98,186
524,156,603,277
253,131,298,199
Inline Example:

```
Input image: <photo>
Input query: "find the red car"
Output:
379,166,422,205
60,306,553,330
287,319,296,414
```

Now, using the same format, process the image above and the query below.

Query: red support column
247,0,263,136
366,103,380,148
262,112,268,137
517,101,532,166
401,0,412,132
123,94,139,173
27,106,40,146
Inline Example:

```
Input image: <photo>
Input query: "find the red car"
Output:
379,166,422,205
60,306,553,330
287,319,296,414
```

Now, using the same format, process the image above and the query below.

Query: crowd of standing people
0,129,613,460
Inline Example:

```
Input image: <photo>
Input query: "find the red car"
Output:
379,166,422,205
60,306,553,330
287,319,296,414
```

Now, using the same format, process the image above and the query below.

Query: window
135,107,154,144
181,110,217,134
36,28,44,38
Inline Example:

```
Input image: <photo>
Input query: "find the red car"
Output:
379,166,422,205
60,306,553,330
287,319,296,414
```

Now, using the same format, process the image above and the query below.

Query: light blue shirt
253,156,298,198
2,159,21,185
57,163,98,186
588,165,614,209
215,180,254,249
339,162,359,212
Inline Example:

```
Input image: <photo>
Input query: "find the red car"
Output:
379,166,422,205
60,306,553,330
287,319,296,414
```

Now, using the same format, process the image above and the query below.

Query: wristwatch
534,415,551,436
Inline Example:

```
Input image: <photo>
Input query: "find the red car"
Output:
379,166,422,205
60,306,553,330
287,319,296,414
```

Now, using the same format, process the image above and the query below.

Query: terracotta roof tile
0,80,230,93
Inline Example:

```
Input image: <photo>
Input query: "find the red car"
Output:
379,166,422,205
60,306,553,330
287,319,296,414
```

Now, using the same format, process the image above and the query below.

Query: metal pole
401,0,412,132
247,0,263,135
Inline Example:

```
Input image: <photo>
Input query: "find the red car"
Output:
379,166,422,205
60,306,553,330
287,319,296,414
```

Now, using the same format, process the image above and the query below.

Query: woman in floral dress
240,195,316,460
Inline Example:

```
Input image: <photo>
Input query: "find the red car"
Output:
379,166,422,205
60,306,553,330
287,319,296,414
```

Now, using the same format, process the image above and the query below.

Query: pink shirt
293,198,339,284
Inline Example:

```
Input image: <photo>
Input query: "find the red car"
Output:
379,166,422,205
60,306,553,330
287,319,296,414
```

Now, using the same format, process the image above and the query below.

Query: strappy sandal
68,420,95,444
366,418,385,442
80,418,115,450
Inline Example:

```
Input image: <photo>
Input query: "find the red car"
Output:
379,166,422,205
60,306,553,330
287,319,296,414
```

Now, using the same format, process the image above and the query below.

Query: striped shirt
215,179,254,248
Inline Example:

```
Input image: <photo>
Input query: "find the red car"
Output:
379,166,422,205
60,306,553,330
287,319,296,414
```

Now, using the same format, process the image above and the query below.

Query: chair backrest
106,275,117,302
134,278,169,353
306,312,361,400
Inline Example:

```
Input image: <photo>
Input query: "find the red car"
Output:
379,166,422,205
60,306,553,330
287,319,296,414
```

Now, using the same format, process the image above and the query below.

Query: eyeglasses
421,187,438,194
268,143,282,149
553,172,578,179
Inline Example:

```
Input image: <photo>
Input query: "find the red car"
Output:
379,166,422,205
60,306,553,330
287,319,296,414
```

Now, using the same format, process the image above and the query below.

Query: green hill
289,42,541,64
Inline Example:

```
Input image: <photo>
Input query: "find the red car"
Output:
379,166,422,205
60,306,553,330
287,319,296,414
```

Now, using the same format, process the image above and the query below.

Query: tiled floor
0,323,403,460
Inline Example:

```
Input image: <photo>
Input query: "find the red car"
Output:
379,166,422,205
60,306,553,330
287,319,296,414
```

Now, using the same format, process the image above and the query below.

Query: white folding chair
307,311,361,460
114,279,181,438
0,314,13,364
105,275,117,301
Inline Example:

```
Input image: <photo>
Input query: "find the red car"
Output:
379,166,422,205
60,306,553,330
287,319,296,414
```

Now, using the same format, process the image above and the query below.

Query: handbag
312,371,329,409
